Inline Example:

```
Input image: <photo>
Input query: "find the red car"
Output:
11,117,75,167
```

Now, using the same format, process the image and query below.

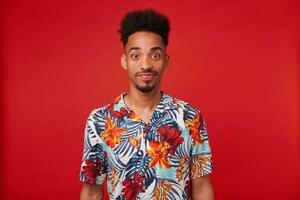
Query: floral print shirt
79,92,213,200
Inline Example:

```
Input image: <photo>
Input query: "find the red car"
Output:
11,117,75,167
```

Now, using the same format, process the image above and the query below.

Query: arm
79,110,107,200
80,183,103,200
191,175,214,200
188,110,214,199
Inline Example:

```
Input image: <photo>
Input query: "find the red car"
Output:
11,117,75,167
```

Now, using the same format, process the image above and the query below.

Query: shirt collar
113,91,168,115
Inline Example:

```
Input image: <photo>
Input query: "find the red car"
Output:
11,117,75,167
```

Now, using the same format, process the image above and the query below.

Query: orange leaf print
185,112,204,145
190,155,210,178
101,117,127,148
147,141,171,168
129,136,140,148
110,168,120,192
176,156,189,181
128,111,142,122
153,180,173,200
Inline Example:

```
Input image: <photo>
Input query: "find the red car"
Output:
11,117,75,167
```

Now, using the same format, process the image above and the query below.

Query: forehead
125,31,165,52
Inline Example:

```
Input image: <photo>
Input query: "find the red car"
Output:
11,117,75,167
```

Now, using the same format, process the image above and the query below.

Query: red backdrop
1,0,299,199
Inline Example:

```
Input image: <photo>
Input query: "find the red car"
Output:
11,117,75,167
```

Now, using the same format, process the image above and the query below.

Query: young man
80,9,214,200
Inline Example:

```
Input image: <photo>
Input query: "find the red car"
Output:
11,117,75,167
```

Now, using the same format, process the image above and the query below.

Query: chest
102,115,191,169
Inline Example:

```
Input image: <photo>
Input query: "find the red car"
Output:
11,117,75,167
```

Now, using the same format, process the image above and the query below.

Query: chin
136,85,156,93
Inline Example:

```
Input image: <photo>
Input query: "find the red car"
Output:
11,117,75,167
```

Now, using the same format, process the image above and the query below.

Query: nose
140,56,153,71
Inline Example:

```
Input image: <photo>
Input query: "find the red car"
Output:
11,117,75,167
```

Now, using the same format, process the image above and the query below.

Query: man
80,9,214,200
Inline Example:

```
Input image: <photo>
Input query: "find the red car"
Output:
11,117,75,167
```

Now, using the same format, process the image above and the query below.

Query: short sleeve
189,111,213,179
79,110,107,185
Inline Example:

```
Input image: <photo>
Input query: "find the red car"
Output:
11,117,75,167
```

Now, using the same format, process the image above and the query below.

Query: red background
1,0,299,199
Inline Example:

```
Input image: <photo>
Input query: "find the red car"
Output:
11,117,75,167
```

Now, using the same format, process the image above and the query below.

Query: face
121,31,169,93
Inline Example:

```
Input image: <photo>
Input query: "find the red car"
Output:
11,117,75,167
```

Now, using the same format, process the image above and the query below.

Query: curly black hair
118,9,170,47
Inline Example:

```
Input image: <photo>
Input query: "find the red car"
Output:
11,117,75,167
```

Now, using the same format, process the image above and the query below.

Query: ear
121,53,127,70
165,53,170,68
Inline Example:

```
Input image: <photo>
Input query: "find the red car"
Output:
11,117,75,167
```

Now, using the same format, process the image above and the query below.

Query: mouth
136,72,157,81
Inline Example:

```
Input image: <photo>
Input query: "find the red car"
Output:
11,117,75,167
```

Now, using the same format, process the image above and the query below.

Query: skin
121,31,170,123
80,183,103,200
80,31,214,200
192,175,215,200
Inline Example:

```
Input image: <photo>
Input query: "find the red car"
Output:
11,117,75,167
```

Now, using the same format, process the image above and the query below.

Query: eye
130,54,140,60
151,53,161,60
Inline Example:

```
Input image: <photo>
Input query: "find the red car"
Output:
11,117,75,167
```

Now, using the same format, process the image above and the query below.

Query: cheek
154,62,166,72
127,60,139,69
126,66,137,77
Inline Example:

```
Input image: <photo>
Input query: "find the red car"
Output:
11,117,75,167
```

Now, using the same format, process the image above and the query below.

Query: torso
80,92,213,200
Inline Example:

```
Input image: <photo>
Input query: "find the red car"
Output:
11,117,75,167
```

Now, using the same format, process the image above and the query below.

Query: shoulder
84,103,113,136
163,92,202,118
87,96,119,123
86,93,125,122
88,104,110,120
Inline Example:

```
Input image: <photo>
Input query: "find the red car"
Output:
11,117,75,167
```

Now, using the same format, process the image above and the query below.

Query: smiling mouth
136,73,157,81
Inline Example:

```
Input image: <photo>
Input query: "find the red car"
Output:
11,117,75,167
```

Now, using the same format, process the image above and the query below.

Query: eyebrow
128,46,163,53
150,47,163,51
128,47,140,52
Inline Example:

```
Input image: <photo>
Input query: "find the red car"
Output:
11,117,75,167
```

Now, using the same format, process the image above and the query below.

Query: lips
136,72,157,81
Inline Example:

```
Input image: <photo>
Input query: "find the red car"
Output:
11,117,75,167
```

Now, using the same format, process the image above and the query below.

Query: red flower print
157,125,183,155
122,172,145,199
185,180,191,199
147,125,183,168
113,107,128,118
82,157,101,184
108,103,129,119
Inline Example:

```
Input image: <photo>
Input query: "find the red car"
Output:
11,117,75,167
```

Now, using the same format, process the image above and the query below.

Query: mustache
135,70,158,76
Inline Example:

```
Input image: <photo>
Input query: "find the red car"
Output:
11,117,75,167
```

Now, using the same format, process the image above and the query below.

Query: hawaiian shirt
79,92,213,200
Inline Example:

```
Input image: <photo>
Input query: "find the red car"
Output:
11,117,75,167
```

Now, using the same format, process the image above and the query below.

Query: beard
133,70,160,93
135,84,155,93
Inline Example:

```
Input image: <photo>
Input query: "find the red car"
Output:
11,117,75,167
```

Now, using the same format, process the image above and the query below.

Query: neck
124,87,161,111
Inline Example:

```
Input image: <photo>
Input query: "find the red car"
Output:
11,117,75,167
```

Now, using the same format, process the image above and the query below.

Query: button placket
142,123,151,137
